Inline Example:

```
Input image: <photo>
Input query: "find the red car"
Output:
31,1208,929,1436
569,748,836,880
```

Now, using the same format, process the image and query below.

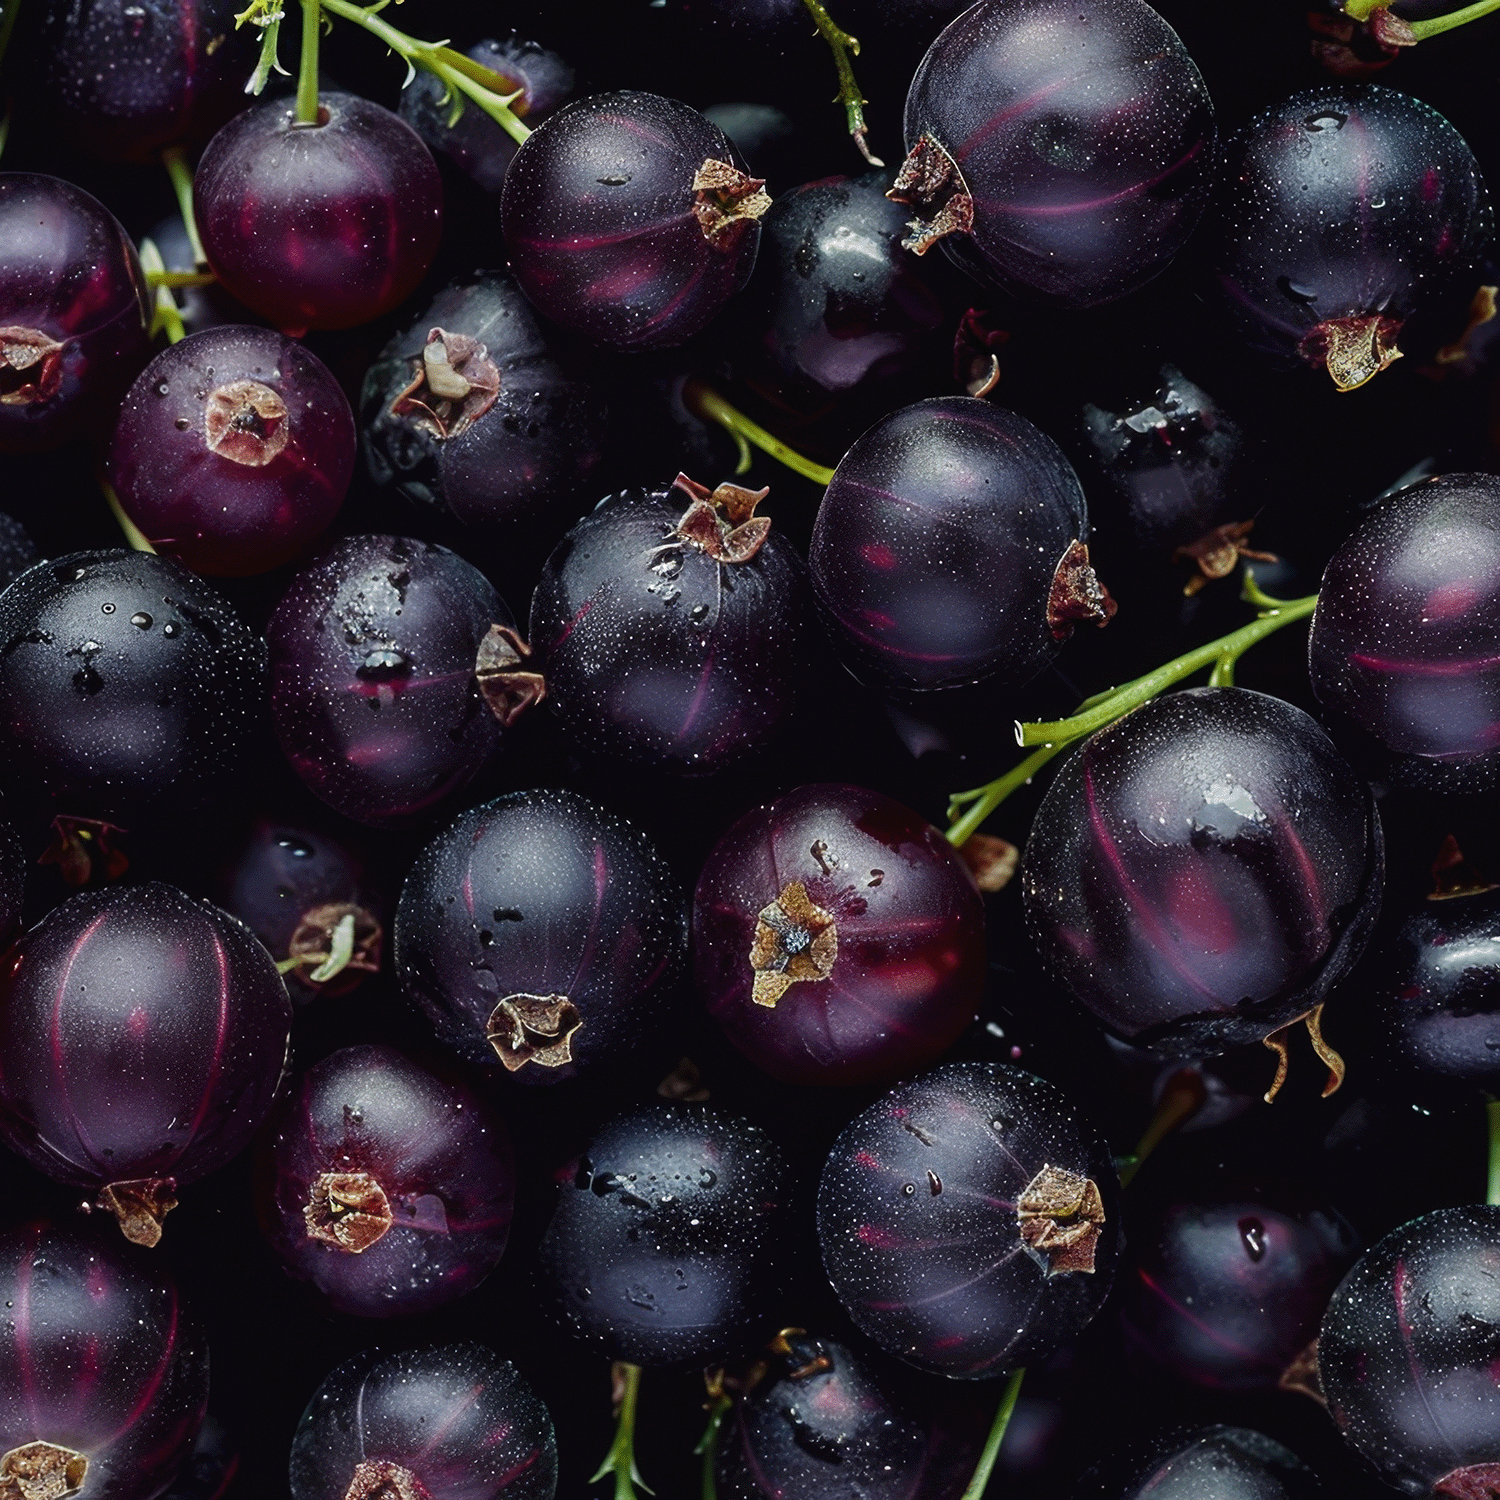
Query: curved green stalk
1488,1097,1500,1207
959,1366,1025,1500
681,382,837,486
695,1389,731,1500
590,1363,653,1499
162,147,208,268
101,480,157,554
800,0,882,165
295,0,321,124
1409,0,1500,36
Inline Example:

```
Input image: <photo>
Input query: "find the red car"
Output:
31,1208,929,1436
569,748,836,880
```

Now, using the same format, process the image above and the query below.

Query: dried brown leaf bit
1301,314,1403,391
1017,1164,1105,1275
671,472,773,564
286,902,383,993
1279,1337,1325,1405
1261,1003,1346,1102
1174,520,1278,596
1047,540,1117,640
749,881,838,1007
1436,1465,1500,1500
486,992,583,1071
474,623,546,729
390,328,501,440
692,160,772,246
959,833,1018,892
0,330,66,406
0,1442,88,1500
305,1171,393,1253
203,380,289,465
96,1177,178,1247
888,134,974,256
344,1458,429,1500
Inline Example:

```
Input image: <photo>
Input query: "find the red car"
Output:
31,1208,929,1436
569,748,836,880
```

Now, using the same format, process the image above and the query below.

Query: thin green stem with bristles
681,382,837,486
946,572,1318,848
162,147,207,268
959,1366,1025,1500
295,0,321,124
800,0,882,166
591,1363,652,1500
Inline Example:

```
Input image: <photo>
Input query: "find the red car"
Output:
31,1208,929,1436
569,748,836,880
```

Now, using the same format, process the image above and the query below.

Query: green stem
680,382,837,486
137,238,188,346
295,0,321,125
1117,1068,1207,1189
590,1363,652,1499
318,0,531,146
695,1391,731,1500
946,742,1067,850
162,147,207,269
800,0,882,166
101,480,157,554
0,0,22,77
1409,0,1500,38
959,1366,1025,1500
145,270,218,288
1487,1097,1500,1207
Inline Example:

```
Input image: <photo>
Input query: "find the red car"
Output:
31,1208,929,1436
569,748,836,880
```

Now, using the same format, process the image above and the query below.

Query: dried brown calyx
286,903,383,992
888,134,974,256
1436,1465,1500,1500
0,329,66,406
0,1442,88,1500
305,1171,393,1253
1279,1337,1324,1405
670,472,772,564
1017,1164,1105,1275
1261,1003,1345,1103
345,1458,431,1500
1174,520,1278,596
474,623,546,728
749,881,838,1008
204,380,289,466
958,833,1018,892
97,1177,178,1247
692,160,771,246
487,992,583,1071
1300,313,1403,391
1047,540,1117,641
390,328,501,440
1429,834,1499,900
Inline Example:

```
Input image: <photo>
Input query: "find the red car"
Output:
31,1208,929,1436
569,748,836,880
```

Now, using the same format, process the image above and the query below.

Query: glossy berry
266,1044,514,1317
539,1103,786,1367
894,0,1215,306
715,1331,979,1500
360,272,607,536
400,34,574,195
194,93,443,333
501,91,769,350
0,174,150,453
24,0,256,161
109,326,354,575
1320,1204,1500,1498
288,1343,557,1500
0,882,292,1245
1075,1427,1326,1500
394,789,687,1083
1021,687,1383,1056
1210,85,1491,390
267,536,517,826
1309,473,1500,793
0,1220,209,1500
693,782,985,1086
530,475,816,772
819,1061,1121,1379
809,397,1109,691
0,550,266,820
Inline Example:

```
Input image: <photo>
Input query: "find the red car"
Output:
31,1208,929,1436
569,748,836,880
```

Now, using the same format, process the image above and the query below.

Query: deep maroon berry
394,789,687,1083
1309,473,1500,793
109,326,354,576
1021,687,1383,1058
501,91,769,350
0,1221,209,1500
266,1044,514,1317
360,273,607,536
894,0,1215,307
693,782,985,1086
540,1103,786,1368
530,475,817,772
0,174,150,453
809,397,1109,691
818,1062,1121,1379
0,550,266,820
267,536,517,826
0,882,292,1245
194,93,443,334
1210,86,1491,389
1075,1427,1326,1500
1320,1204,1500,1498
289,1343,557,1500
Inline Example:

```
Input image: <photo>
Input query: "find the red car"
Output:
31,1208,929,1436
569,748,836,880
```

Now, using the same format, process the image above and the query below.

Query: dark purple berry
266,1044,514,1317
693,782,985,1086
394,789,687,1083
809,397,1110,691
0,882,292,1245
501,91,769,350
288,1343,557,1500
109,326,355,576
1075,1427,1326,1500
818,1061,1121,1379
194,93,442,334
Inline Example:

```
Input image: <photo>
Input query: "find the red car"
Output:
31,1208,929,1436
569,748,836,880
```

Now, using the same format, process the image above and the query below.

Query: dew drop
1239,1216,1267,1261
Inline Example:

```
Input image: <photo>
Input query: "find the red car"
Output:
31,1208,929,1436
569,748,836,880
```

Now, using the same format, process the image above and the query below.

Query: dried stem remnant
1017,1164,1105,1274
750,881,838,1007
